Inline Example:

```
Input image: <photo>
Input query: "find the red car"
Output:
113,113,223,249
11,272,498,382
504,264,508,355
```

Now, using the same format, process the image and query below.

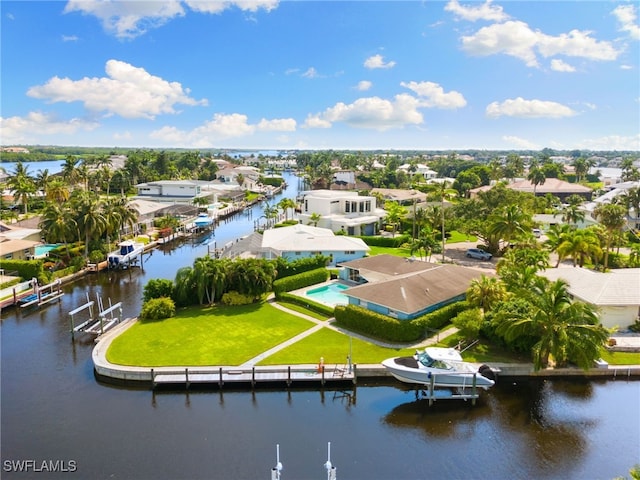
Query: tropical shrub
0,259,46,283
273,255,330,279
88,250,105,264
221,291,255,305
357,234,410,248
452,308,483,341
140,297,176,321
413,301,469,331
143,278,175,302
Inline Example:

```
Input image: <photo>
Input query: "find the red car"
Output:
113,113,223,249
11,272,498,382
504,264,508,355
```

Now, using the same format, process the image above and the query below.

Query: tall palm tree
45,178,70,204
173,266,195,306
277,198,297,222
544,223,573,267
39,203,77,256
61,155,80,186
593,203,627,269
527,162,546,195
72,191,107,257
495,277,609,370
426,181,457,261
556,228,602,267
488,204,530,251
383,201,407,237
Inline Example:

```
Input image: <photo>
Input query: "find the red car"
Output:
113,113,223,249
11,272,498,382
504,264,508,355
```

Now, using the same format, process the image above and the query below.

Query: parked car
466,248,493,260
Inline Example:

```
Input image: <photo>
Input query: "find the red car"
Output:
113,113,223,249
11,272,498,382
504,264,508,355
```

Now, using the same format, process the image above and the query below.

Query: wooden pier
151,364,357,390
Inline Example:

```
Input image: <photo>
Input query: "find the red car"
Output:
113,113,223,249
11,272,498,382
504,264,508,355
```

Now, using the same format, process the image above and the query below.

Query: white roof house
538,267,640,330
297,190,386,236
261,224,369,265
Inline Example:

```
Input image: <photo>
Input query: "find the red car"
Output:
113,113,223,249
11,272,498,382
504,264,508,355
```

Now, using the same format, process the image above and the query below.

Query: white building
397,163,438,180
135,180,219,204
539,267,640,330
298,190,386,236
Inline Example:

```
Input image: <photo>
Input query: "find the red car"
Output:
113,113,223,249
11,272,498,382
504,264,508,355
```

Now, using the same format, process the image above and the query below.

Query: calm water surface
2,172,639,479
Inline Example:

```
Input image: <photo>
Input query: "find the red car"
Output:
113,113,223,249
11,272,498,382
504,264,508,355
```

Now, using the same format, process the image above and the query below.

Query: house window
295,251,301,255
304,200,308,212
388,310,398,318
345,202,350,213
365,200,371,212
359,202,364,212
4,254,12,260
344,251,355,254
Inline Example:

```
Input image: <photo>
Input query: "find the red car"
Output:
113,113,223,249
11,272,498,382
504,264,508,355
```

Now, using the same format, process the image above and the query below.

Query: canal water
1,171,639,479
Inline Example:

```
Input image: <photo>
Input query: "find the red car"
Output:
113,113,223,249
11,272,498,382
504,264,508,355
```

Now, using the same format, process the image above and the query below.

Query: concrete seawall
93,318,640,388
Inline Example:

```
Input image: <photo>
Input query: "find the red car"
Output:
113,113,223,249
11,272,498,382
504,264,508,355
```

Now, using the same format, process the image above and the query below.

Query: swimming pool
34,244,60,257
305,283,349,306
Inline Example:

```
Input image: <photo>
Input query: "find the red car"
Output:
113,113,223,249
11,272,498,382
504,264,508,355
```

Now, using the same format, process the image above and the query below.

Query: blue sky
1,0,639,151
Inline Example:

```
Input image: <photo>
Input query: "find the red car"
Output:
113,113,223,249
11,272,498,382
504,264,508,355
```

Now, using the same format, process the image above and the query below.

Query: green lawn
107,303,314,366
599,349,640,365
259,327,416,366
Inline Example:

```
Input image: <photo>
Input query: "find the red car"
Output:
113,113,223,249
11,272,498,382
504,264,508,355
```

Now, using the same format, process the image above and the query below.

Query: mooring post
151,368,155,389
185,368,190,389
429,374,435,407
252,367,256,389
218,367,223,388
353,364,357,385
321,365,325,386
472,373,477,406
287,366,291,387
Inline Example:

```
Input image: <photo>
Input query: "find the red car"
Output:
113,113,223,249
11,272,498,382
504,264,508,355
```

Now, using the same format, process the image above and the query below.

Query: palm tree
277,198,296,222
39,203,77,256
193,257,228,305
72,191,107,257
173,266,195,306
45,179,70,203
466,275,507,312
527,162,546,195
409,226,438,261
488,204,531,251
308,212,321,227
544,223,573,267
556,228,602,267
61,155,80,186
560,202,586,226
383,201,407,237
494,277,609,370
571,157,588,183
593,203,627,269
426,181,457,261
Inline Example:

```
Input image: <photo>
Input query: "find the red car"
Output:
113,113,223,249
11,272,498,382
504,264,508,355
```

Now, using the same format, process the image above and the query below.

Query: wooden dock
151,365,357,389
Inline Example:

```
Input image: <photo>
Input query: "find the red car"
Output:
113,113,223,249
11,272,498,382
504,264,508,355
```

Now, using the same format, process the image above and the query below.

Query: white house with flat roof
538,267,640,330
298,190,386,236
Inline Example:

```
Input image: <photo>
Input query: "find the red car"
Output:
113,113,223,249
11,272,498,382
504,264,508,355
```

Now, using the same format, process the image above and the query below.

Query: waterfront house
0,221,42,260
397,163,438,180
538,267,640,330
220,224,369,266
297,190,386,236
469,179,593,202
338,254,487,320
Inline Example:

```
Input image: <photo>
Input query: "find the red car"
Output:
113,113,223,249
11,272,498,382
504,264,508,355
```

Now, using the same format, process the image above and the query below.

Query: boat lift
69,293,123,339
18,278,64,309
270,442,336,480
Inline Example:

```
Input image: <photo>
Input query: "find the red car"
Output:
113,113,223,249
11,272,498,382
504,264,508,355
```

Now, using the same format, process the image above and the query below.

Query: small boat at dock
382,347,496,390
107,240,144,269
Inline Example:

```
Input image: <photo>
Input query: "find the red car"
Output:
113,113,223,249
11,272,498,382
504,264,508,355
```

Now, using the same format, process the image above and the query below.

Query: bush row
274,255,330,280
0,259,47,284
272,268,329,294
357,234,410,248
333,300,469,343
276,292,335,317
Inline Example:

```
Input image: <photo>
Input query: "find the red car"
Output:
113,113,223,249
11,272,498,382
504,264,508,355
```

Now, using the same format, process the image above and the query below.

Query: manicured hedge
333,305,423,342
357,234,410,248
0,259,47,283
273,268,329,294
276,292,335,317
333,301,470,343
274,255,330,280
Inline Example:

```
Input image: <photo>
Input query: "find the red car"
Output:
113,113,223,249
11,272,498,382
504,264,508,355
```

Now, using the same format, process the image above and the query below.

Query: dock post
252,367,256,389
151,368,155,389
428,374,435,407
353,364,357,385
472,374,477,406
185,368,190,390
219,367,223,388
321,365,325,386
287,366,291,387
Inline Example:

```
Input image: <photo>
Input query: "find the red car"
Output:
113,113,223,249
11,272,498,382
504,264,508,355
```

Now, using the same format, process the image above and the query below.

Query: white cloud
64,0,278,39
444,0,509,22
62,35,79,42
27,59,207,119
303,115,332,129
550,59,575,72
364,54,396,69
150,112,296,146
577,133,640,151
64,0,185,39
356,80,373,91
0,111,99,144
400,81,467,109
612,4,640,40
184,0,279,14
257,118,296,131
461,20,620,67
486,97,576,118
302,67,319,79
502,135,539,149
307,94,423,130
620,64,634,70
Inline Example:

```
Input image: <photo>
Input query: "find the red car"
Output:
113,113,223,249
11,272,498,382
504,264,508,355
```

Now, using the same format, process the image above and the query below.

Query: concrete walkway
239,297,460,367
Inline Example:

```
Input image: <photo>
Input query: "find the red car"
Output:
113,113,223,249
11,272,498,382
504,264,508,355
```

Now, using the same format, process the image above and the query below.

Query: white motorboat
382,347,496,390
107,240,145,268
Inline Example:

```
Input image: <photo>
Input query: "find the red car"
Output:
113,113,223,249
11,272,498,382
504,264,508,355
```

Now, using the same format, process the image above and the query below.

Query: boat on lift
382,347,496,390
107,240,144,269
